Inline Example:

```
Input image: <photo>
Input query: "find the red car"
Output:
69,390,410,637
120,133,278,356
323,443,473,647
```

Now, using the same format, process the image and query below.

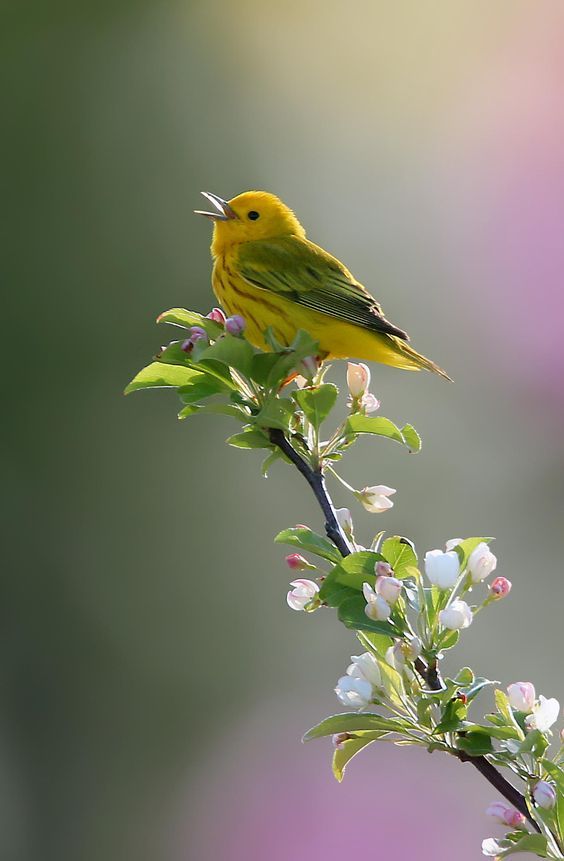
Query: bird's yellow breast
212,252,418,369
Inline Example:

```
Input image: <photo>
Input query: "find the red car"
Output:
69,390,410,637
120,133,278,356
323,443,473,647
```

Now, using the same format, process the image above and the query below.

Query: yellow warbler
195,191,451,379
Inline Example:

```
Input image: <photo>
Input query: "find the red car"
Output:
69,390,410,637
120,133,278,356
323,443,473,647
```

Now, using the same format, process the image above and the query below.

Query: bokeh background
4,2,564,859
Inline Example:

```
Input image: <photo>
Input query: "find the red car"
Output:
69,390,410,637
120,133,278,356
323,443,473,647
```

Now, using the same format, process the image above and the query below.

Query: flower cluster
129,307,563,861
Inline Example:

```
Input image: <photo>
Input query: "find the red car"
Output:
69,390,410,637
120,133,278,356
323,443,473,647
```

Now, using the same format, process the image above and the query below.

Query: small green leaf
274,527,342,564
377,658,406,709
319,551,388,609
226,428,272,449
495,690,525,740
254,397,295,431
454,667,474,686
124,362,201,394
294,384,339,430
455,732,494,756
463,677,497,703
337,595,400,636
156,307,224,338
381,536,419,579
518,730,548,757
178,373,231,403
332,736,380,782
197,334,257,377
434,698,468,734
486,833,548,858
463,724,523,741
400,423,422,452
179,403,245,421
345,415,406,445
438,628,460,650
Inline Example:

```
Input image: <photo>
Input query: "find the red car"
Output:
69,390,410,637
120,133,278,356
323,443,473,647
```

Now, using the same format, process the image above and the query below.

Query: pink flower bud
375,561,393,577
375,574,402,605
485,801,526,827
533,781,556,809
346,362,370,398
206,307,226,325
181,339,194,353
225,315,246,336
507,682,536,713
286,578,319,611
490,576,512,599
285,553,313,571
332,732,353,749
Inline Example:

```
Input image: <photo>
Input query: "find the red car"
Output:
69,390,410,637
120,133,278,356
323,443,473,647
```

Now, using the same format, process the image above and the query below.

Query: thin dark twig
269,425,540,834
268,428,352,557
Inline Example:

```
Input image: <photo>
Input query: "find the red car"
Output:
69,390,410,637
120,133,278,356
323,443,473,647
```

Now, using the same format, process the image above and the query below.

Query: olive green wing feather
236,236,409,341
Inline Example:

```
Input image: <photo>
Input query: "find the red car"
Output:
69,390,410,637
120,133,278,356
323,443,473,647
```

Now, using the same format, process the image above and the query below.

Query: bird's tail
392,337,453,381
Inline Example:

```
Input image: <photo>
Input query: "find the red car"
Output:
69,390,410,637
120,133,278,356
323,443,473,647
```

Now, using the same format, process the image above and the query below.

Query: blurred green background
4,2,563,859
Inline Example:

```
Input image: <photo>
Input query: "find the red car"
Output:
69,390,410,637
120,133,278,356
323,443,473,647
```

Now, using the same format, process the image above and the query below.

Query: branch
268,428,352,557
269,426,540,834
455,751,539,832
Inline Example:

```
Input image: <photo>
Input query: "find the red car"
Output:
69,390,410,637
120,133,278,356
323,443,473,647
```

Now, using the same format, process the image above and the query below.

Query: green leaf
495,690,525,740
303,712,415,741
274,527,342,564
455,732,494,756
380,536,419,579
196,334,257,377
179,403,245,421
438,628,460,650
454,667,474,686
226,428,272,449
294,384,339,430
337,595,400,637
463,677,497,703
463,724,523,741
345,415,406,445
157,341,236,386
377,658,407,709
400,423,422,452
254,397,295,431
434,698,468,734
156,307,224,338
485,834,548,858
319,551,386,609
124,362,201,394
332,736,380,782
178,373,231,403
518,730,548,757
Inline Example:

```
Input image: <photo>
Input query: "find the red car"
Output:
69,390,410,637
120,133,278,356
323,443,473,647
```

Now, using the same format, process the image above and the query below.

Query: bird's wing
236,236,409,341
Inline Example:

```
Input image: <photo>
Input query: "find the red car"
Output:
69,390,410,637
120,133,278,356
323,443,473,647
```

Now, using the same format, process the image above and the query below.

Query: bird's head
195,190,306,256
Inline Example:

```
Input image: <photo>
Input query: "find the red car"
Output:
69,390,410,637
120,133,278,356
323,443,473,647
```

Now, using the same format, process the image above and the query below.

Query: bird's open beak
194,192,238,221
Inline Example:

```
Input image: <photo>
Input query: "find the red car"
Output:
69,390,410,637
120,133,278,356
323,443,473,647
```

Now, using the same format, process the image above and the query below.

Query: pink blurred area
169,704,488,861
439,11,564,405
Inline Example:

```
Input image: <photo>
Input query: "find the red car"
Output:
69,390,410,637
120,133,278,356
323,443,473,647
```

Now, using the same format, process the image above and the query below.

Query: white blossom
468,542,497,582
525,695,560,732
424,549,460,589
357,485,396,514
506,682,536,713
347,652,382,688
335,675,373,709
286,578,319,611
533,781,556,809
439,599,473,630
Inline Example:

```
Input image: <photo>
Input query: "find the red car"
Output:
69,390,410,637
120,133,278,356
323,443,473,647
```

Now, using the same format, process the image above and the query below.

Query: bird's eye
247,210,260,221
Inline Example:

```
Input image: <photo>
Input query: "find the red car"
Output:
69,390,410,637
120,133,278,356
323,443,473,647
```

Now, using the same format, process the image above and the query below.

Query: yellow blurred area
4,2,563,859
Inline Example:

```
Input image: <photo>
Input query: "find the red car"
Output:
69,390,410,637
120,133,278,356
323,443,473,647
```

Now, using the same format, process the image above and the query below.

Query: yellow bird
195,191,451,380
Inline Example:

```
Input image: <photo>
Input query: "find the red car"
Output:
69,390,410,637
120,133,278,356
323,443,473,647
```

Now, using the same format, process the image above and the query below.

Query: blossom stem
269,426,538,833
